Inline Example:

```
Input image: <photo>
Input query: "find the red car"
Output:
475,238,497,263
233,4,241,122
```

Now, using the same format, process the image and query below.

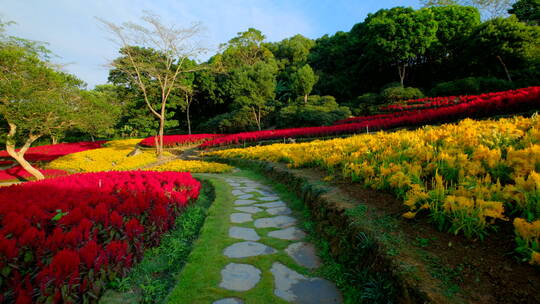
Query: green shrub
381,86,424,103
197,108,258,133
276,95,351,128
347,93,382,116
357,92,381,105
380,82,402,91
429,77,515,97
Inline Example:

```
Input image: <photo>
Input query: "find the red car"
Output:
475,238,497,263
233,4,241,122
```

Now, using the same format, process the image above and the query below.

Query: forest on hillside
2,1,539,144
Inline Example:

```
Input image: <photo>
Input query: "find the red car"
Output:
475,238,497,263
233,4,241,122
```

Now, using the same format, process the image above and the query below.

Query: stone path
214,176,342,304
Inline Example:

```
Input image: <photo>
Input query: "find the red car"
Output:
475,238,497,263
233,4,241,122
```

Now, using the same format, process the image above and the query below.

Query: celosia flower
47,249,80,283
125,218,144,240
0,171,200,302
79,240,100,269
0,235,18,260
109,211,123,229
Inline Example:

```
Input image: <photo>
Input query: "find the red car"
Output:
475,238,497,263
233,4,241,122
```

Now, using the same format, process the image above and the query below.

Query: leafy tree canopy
509,0,540,24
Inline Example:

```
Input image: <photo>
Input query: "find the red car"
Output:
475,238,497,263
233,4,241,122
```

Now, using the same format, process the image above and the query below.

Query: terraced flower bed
200,87,540,148
139,134,222,147
207,115,540,266
0,171,201,303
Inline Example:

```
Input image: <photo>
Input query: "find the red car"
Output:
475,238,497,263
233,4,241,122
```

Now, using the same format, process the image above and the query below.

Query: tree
362,7,438,87
217,28,272,69
203,28,277,131
108,47,181,138
0,28,100,180
77,87,122,141
509,0,540,25
291,64,318,103
267,34,315,102
467,15,540,81
230,61,278,130
99,12,206,156
179,70,196,134
308,31,358,100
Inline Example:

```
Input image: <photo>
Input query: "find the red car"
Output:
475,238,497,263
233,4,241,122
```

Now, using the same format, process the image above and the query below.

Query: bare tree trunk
158,115,165,157
6,123,44,180
51,136,58,145
156,94,167,157
496,55,512,82
186,103,191,135
258,107,262,131
90,135,95,142
397,63,406,87
185,92,192,135
304,94,308,104
252,107,261,131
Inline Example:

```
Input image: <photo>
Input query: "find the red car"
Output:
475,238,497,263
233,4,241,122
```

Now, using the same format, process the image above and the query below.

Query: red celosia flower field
334,86,540,125
139,134,222,147
0,171,200,303
0,141,106,162
200,86,540,148
0,165,68,181
0,160,13,166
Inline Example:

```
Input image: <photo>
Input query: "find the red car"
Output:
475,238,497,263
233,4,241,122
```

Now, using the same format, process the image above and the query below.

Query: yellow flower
48,138,169,172
146,160,232,173
530,251,540,266
402,211,416,219
514,218,540,240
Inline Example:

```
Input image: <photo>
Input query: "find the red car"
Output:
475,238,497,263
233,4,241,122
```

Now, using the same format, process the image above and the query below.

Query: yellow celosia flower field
49,138,233,175
146,159,233,173
208,115,540,265
47,139,168,172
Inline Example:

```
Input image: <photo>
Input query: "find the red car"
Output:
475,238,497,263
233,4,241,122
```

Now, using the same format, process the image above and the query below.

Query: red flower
106,241,131,267
125,218,144,240
40,249,80,286
0,235,18,260
0,171,201,302
2,213,30,237
109,211,123,229
18,226,44,248
79,240,100,269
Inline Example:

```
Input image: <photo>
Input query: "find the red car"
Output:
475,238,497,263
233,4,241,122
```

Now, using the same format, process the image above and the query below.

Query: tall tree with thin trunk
98,12,206,156
291,64,318,103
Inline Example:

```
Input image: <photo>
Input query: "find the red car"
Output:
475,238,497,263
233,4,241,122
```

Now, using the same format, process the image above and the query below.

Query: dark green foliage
429,77,515,96
361,7,438,87
465,16,540,82
347,93,382,116
197,108,258,133
509,0,540,25
276,96,351,128
381,86,424,103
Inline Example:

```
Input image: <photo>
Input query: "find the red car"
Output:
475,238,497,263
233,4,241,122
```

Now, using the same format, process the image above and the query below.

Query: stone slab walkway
213,176,342,304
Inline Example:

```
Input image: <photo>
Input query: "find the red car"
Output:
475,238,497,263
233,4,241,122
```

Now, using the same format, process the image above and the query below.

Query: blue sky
2,0,420,88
